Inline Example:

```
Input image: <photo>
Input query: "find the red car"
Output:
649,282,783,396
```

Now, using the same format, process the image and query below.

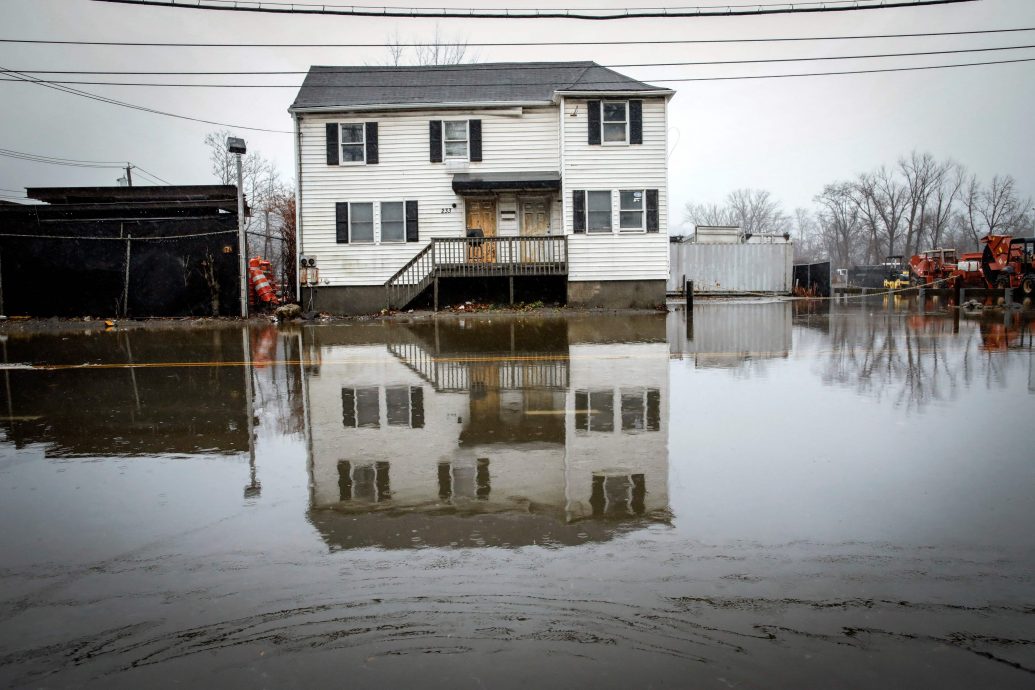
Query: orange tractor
981,234,1035,295
908,248,958,287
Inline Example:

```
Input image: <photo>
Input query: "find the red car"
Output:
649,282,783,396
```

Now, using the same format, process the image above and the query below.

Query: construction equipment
981,235,1035,294
909,248,958,287
882,255,911,290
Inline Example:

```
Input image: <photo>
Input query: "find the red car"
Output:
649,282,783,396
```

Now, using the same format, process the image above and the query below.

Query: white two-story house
289,62,674,314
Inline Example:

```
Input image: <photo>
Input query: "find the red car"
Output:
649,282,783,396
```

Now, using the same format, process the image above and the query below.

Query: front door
465,198,497,263
520,197,551,262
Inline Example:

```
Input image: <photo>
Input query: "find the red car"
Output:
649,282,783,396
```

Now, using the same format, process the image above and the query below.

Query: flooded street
0,301,1033,688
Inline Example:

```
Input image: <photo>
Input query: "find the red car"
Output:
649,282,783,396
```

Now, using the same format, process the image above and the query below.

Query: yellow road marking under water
3,345,1000,372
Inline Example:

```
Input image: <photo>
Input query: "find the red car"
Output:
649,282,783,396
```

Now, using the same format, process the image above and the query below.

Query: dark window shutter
572,190,586,233
365,122,378,164
429,120,443,163
469,119,482,162
629,100,643,145
587,100,601,145
405,200,419,242
326,123,339,165
341,389,356,427
646,389,660,430
410,386,424,428
335,202,349,243
646,189,659,232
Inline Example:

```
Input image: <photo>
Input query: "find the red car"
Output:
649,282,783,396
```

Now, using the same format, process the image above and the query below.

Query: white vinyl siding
562,97,669,283
298,107,559,286
567,233,669,281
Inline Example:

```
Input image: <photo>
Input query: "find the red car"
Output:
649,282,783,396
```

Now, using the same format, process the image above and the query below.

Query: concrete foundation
308,279,666,315
306,285,386,315
567,280,666,310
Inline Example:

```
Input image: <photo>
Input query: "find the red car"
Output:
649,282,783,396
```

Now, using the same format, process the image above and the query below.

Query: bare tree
380,24,474,66
921,161,964,250
793,207,824,262
683,201,735,228
850,173,883,263
203,130,294,291
726,188,791,235
815,182,862,268
684,189,789,236
899,151,943,257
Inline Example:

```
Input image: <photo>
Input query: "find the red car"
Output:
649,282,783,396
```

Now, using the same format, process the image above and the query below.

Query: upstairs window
602,101,628,144
339,123,365,163
444,121,469,159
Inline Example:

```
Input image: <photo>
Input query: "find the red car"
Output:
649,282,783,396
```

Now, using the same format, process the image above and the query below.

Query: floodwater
0,299,1033,688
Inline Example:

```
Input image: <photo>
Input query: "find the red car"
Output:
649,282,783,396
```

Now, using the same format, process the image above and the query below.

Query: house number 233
440,207,453,214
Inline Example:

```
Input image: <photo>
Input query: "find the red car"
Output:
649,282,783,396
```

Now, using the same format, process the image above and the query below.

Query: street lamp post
227,137,248,317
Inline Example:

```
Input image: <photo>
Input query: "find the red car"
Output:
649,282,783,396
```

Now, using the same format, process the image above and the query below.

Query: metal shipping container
669,241,793,294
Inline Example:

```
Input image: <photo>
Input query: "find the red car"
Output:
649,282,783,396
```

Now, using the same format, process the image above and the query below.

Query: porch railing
385,236,567,310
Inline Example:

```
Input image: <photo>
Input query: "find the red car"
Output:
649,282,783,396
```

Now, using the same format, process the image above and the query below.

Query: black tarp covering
793,261,831,296
0,188,242,317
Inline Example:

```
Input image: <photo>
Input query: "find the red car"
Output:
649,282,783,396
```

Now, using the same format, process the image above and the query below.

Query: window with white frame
380,201,405,243
602,101,628,144
349,202,374,243
339,123,365,163
619,190,645,231
443,121,469,159
586,191,612,233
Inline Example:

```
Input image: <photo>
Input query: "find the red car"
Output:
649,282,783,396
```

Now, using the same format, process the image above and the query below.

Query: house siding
298,107,559,287
561,97,669,283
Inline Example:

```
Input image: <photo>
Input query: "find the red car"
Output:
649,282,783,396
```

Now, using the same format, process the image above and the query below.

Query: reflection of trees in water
814,311,1025,412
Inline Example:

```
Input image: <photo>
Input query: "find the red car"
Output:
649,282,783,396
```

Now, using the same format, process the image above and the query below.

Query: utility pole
124,164,133,187
227,137,249,318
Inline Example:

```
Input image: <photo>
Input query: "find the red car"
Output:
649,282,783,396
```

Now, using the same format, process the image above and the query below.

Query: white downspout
293,113,303,303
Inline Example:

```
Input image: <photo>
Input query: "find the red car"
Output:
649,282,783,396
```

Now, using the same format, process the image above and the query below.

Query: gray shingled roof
290,61,672,111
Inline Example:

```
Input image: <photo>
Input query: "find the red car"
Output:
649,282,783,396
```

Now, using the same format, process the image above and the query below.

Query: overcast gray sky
1,0,1033,230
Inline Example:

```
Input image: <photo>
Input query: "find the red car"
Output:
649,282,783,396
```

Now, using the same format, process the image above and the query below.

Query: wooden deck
386,236,567,309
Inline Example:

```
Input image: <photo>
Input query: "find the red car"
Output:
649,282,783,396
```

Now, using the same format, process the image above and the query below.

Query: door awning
451,171,561,193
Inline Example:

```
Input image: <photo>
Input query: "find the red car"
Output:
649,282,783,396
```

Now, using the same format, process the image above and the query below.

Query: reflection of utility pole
242,327,260,499
227,137,248,318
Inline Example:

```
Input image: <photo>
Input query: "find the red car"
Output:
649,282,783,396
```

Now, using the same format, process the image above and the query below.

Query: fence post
122,235,132,317
686,279,693,311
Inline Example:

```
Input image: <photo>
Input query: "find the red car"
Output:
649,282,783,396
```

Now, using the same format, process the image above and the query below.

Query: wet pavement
0,299,1033,688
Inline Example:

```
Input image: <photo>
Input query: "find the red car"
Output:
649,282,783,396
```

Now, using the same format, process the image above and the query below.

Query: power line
131,165,172,185
2,56,1033,89
0,149,127,169
0,68,293,134
0,147,128,166
2,26,1030,49
90,0,977,21
1,148,172,184
5,43,1035,84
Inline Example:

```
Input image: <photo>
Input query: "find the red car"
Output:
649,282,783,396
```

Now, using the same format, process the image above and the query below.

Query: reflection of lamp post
227,136,248,318
241,326,260,499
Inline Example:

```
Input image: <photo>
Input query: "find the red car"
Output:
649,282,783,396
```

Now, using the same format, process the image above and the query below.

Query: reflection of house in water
668,301,791,368
0,329,252,457
304,315,670,548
